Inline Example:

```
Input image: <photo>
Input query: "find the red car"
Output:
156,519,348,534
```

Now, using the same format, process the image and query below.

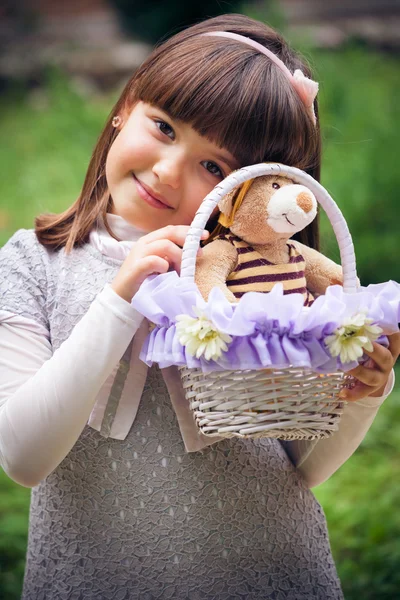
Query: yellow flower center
342,327,358,339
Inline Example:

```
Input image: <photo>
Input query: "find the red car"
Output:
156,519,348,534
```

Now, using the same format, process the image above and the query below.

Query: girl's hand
339,332,400,401
111,225,209,303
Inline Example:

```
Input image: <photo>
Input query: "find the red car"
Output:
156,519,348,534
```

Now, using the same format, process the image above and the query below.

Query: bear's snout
296,191,314,214
266,183,317,234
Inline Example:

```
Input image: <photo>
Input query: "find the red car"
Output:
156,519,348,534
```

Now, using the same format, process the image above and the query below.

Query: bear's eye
272,182,280,190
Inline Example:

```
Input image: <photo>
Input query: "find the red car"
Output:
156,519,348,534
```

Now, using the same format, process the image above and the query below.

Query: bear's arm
195,239,238,302
292,241,344,295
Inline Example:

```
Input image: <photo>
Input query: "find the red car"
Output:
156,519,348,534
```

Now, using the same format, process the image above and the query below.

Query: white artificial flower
175,307,232,361
325,311,383,364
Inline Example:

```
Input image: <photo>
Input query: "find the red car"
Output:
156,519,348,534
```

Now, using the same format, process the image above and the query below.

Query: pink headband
201,31,319,125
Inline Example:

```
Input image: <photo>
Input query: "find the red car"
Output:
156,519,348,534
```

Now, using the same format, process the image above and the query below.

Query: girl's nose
152,156,183,189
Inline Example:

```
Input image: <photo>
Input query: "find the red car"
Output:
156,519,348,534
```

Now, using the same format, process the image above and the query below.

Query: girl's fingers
362,341,393,373
113,229,209,302
143,239,184,273
345,363,386,388
388,331,400,362
339,379,375,402
140,225,209,248
340,341,396,401
134,255,170,284
346,343,391,387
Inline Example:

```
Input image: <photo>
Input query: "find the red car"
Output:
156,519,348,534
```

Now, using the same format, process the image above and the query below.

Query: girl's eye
155,119,175,140
202,161,223,178
272,182,280,190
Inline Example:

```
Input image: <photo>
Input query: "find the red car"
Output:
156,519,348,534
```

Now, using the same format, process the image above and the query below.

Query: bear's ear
218,186,242,217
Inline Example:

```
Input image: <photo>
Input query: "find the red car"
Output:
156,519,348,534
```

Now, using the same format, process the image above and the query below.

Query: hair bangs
131,37,318,171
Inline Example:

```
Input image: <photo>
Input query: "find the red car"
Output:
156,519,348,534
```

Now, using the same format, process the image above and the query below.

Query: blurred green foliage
315,46,400,286
314,370,400,600
0,74,113,246
0,471,30,598
0,43,399,600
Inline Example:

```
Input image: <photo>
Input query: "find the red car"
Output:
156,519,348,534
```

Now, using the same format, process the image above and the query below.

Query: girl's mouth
133,174,172,210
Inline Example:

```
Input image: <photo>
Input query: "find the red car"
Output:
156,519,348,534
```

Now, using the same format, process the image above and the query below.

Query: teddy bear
195,175,343,304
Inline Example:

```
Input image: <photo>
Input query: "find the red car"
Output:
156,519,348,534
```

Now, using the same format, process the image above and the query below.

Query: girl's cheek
107,137,128,176
184,188,210,222
116,127,155,172
118,145,139,172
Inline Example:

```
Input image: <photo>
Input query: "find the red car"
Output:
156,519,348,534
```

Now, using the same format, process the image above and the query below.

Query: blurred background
0,1,399,598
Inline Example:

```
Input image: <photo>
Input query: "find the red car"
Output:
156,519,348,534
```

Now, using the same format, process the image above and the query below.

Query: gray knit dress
0,230,344,600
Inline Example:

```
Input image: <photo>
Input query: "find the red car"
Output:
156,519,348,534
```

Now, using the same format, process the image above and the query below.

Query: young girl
0,13,397,600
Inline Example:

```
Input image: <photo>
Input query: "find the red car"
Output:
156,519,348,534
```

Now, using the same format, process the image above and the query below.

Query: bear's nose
296,191,314,213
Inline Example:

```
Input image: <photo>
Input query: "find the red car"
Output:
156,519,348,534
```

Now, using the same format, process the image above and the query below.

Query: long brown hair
35,13,321,253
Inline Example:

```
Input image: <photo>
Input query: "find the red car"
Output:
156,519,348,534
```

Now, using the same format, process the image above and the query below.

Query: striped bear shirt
216,232,314,306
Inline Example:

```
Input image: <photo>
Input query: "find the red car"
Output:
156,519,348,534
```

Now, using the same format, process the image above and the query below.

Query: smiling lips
283,213,295,226
133,175,173,210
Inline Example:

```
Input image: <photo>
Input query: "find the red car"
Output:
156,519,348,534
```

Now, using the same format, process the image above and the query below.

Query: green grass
314,46,400,286
0,470,30,598
314,369,400,599
0,73,115,246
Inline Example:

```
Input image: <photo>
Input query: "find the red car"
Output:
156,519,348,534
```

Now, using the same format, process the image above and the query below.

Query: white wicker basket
178,163,358,441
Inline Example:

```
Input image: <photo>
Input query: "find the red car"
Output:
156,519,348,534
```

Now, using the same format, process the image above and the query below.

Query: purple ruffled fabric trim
131,273,400,374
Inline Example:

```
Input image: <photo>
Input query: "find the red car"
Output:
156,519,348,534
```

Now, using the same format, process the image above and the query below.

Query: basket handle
180,163,358,294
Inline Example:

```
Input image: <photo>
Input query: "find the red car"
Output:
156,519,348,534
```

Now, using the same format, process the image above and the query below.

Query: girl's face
105,101,239,231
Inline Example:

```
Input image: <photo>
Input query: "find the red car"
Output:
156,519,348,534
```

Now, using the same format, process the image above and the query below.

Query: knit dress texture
0,229,344,600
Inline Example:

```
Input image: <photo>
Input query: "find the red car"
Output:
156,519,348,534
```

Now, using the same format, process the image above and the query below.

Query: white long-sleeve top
0,214,395,488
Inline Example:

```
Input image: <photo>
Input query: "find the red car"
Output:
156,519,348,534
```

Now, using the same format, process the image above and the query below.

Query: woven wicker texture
180,367,345,440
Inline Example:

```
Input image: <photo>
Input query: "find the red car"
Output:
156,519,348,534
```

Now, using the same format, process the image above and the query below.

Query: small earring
112,115,122,128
